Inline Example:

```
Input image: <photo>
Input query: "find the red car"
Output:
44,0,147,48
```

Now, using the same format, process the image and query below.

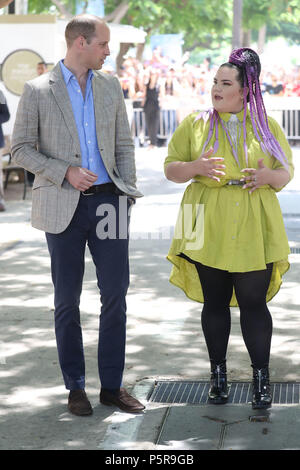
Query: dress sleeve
164,113,195,171
268,116,294,185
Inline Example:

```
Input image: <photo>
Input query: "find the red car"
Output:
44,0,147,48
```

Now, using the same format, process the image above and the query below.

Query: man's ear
75,35,85,50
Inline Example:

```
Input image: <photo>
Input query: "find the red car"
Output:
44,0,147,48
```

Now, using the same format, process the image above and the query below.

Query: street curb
98,379,155,450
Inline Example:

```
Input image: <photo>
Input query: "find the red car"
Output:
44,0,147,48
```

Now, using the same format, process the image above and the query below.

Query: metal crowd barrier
132,108,147,146
132,108,179,146
131,107,300,146
282,110,300,140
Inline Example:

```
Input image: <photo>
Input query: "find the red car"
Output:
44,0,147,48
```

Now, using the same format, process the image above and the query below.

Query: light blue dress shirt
60,60,111,185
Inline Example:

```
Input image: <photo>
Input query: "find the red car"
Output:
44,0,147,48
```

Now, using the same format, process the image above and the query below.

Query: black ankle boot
252,366,272,410
208,360,229,404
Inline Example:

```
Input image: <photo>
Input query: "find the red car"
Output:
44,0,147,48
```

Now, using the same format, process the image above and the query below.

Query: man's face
37,64,47,75
82,23,110,70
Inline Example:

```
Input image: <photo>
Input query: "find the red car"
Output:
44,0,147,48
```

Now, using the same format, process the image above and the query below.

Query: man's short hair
65,14,103,47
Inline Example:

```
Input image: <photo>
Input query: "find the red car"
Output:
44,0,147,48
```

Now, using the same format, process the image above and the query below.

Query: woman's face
150,70,159,81
211,66,245,113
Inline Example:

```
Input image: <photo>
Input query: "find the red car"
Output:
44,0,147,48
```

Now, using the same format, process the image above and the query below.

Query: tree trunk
232,0,243,49
82,1,89,14
13,0,28,14
104,1,129,24
0,0,13,8
136,43,145,62
8,0,14,12
258,24,267,54
242,29,251,47
116,43,132,76
51,0,72,18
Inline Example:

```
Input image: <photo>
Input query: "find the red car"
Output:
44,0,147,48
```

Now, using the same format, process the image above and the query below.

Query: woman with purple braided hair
164,48,293,410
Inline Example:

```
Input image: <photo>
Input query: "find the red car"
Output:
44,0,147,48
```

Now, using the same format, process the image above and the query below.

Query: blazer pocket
32,179,56,190
113,166,121,178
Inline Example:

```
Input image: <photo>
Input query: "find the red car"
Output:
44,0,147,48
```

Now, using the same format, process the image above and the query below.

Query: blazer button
75,154,80,158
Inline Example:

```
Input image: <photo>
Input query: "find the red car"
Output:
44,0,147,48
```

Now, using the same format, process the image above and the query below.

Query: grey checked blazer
11,63,143,234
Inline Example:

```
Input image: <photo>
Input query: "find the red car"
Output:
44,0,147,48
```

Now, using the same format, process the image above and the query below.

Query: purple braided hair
195,48,289,169
229,47,289,169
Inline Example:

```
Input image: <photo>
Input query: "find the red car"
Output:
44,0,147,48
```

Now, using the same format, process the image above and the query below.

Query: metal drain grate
149,381,300,405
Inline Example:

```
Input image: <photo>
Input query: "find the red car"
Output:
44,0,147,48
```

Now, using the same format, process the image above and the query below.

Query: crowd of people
100,48,300,147
261,67,300,97
115,51,215,124
104,48,300,119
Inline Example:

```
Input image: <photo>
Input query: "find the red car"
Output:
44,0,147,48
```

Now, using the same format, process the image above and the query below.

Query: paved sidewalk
0,147,300,451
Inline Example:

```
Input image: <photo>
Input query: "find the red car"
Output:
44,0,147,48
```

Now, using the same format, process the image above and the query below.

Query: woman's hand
241,158,290,193
241,159,270,193
192,148,226,182
165,147,225,183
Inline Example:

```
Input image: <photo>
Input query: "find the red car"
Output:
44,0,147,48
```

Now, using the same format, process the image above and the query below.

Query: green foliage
104,0,300,52
28,0,77,15
243,0,299,31
280,0,300,24
242,0,300,47
105,0,231,50
26,0,300,52
268,22,300,45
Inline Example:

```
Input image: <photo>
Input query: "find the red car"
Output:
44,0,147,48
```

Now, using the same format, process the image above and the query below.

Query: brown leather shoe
100,387,145,413
68,390,93,416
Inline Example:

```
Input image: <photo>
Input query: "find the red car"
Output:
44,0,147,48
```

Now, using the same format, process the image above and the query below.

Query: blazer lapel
49,63,81,153
92,72,105,125
92,73,115,168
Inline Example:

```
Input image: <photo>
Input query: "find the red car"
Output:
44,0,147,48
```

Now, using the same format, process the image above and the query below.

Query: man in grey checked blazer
12,14,145,416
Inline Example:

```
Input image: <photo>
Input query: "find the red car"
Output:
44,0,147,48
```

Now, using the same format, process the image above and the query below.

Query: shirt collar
59,59,94,85
219,108,249,123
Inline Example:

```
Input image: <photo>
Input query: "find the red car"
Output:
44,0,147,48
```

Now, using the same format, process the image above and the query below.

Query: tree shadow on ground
1,149,299,449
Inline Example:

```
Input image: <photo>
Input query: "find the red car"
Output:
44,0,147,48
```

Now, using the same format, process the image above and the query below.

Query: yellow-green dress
164,109,294,307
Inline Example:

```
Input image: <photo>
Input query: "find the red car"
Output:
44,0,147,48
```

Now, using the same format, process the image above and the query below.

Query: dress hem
167,255,290,307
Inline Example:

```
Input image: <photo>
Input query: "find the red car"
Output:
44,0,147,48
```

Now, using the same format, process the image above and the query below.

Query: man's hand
65,166,98,191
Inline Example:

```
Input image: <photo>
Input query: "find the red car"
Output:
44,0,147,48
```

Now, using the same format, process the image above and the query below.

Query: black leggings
195,262,273,369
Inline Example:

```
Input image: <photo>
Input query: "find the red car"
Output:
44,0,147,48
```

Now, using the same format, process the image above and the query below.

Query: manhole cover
149,381,300,405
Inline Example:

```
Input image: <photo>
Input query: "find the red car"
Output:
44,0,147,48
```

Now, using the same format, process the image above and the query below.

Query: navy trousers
46,191,131,391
